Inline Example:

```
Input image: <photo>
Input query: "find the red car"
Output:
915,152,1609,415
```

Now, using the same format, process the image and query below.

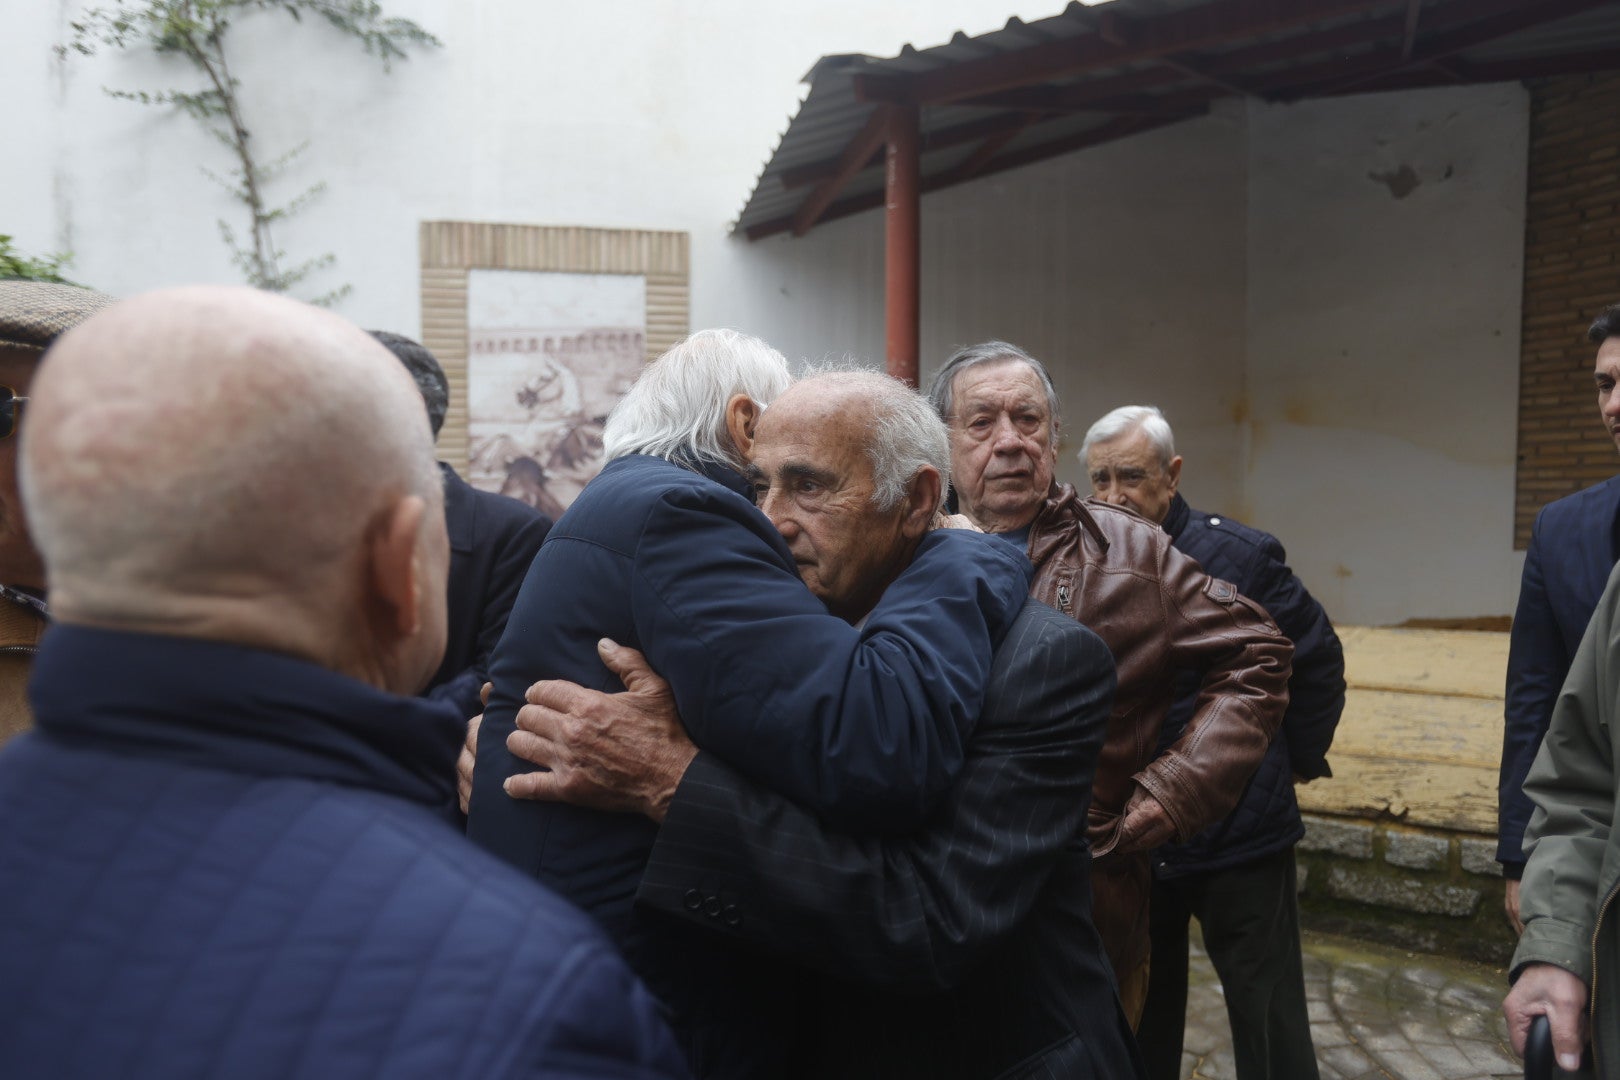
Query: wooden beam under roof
851,0,1402,107
789,106,891,237
748,112,1200,241
778,86,1221,192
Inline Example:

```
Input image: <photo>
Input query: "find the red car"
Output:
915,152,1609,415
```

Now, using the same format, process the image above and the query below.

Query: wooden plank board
1330,689,1503,768
1297,756,1498,834
1338,626,1508,700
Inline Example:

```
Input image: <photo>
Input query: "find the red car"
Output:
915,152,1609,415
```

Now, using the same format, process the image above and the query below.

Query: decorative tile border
419,222,690,472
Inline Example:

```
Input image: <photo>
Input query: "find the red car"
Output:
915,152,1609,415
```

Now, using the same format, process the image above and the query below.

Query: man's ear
724,394,761,462
366,494,427,642
1166,455,1183,495
901,467,943,539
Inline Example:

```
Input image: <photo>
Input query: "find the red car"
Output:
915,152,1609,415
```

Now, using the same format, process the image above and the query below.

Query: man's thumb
598,638,662,694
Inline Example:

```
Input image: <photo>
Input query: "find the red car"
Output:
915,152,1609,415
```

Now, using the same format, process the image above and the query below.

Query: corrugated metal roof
734,0,1620,239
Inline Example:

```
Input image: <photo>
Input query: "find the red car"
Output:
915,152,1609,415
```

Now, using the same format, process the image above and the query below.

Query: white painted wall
1244,85,1529,625
6,2,1532,624
8,0,1055,324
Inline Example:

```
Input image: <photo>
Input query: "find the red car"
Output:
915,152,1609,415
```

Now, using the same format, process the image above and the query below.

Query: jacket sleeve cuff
1512,917,1594,986
1500,860,1525,881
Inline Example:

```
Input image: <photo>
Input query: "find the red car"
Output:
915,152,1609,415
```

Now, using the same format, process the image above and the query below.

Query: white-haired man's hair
802,363,951,513
602,329,792,471
1079,404,1177,469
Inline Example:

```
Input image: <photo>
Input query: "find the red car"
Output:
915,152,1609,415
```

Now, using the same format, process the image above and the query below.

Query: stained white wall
6,2,1531,624
1244,85,1529,624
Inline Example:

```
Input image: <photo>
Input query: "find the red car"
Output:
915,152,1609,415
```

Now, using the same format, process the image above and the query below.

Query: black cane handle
1525,1014,1554,1080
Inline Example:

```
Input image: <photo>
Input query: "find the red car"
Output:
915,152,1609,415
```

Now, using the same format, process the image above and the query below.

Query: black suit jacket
426,464,551,720
637,600,1144,1080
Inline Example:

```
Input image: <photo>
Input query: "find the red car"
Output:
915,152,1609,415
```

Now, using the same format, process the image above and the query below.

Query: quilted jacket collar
1161,492,1191,539
29,625,463,810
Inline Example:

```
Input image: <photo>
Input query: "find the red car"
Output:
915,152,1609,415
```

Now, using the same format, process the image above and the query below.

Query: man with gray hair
925,341,1292,1025
466,335,1032,1078
476,368,1143,1078
1084,404,1344,1080
0,285,684,1078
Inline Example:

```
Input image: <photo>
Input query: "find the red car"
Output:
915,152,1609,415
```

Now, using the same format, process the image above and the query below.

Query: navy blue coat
1498,475,1620,873
638,601,1144,1080
465,453,1031,1078
0,625,684,1080
426,463,551,720
1155,494,1345,878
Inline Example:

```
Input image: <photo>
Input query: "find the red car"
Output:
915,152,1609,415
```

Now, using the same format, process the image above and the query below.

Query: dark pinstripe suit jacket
638,600,1145,1079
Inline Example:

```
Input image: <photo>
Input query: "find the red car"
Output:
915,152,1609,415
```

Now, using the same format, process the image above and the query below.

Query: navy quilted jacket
0,625,685,1080
1154,495,1345,879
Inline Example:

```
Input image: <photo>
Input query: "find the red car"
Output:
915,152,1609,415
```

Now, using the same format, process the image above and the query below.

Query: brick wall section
1515,72,1620,549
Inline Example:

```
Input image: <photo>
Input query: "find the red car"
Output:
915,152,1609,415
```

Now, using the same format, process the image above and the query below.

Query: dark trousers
1136,847,1319,1080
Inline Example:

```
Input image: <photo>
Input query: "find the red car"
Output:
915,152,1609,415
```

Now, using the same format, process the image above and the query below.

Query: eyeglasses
0,387,27,441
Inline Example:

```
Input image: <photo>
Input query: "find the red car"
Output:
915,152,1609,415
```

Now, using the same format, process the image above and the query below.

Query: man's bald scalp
21,286,439,623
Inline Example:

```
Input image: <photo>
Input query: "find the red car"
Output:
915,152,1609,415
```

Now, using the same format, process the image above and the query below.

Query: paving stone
1460,837,1503,876
1181,929,1520,1080
1386,831,1452,870
1326,865,1484,916
1301,816,1375,858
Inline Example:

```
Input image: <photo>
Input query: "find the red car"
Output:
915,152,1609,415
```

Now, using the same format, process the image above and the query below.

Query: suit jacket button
703,896,723,917
722,905,742,927
683,889,703,911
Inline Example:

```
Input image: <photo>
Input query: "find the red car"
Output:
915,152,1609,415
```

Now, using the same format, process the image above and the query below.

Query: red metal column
884,103,920,387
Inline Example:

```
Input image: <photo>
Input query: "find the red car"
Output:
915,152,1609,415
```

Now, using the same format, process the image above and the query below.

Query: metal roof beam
1277,0,1615,99
851,0,1402,106
1401,0,1424,59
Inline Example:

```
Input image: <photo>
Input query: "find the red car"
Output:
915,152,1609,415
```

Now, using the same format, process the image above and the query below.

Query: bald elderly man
481,370,1144,1079
0,280,115,742
0,287,683,1079
466,333,1031,1078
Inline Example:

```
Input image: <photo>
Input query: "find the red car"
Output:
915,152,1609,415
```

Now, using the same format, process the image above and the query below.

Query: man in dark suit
369,331,551,722
1500,301,1620,931
483,370,1143,1079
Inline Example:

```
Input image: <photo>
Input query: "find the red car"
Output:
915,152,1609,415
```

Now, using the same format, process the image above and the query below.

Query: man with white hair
466,334,1032,1078
924,341,1292,1026
478,369,1144,1079
0,286,684,1079
1084,404,1343,1080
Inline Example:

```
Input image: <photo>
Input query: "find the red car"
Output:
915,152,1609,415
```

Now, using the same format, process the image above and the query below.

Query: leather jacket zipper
1057,584,1071,613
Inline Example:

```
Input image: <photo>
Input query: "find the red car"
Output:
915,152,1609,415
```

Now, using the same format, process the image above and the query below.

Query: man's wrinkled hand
1113,788,1177,854
455,681,491,816
1504,962,1587,1072
504,638,697,822
1504,878,1525,936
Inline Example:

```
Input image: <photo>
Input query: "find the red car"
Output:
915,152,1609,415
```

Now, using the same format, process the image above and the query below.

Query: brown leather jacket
1025,485,1292,980
0,596,43,745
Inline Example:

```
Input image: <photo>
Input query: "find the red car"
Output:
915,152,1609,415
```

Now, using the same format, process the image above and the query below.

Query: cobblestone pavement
1177,929,1522,1080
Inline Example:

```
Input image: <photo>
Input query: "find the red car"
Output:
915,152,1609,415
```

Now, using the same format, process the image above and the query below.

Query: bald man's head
21,286,448,693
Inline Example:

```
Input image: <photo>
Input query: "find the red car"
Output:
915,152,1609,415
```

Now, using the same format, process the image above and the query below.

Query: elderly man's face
945,359,1057,533
749,391,915,624
1596,337,1620,453
0,347,43,590
1085,427,1181,526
